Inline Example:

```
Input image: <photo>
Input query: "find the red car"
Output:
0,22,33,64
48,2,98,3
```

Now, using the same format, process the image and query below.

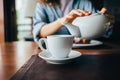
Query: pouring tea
64,12,110,40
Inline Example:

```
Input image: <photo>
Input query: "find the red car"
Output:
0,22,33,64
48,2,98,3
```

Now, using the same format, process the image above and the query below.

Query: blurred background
0,0,120,43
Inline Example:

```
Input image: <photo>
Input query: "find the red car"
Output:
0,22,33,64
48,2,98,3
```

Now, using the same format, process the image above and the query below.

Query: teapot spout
64,23,81,37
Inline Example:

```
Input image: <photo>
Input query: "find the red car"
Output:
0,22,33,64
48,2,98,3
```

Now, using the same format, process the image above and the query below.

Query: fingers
70,9,92,17
77,9,92,16
62,9,92,23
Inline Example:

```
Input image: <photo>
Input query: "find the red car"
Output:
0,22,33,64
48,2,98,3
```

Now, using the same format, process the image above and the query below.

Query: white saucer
72,40,103,48
38,50,82,64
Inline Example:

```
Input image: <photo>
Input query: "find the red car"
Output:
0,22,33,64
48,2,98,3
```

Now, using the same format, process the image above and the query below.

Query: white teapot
64,12,110,39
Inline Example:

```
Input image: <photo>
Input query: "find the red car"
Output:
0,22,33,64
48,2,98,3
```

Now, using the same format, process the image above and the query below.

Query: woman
33,0,114,43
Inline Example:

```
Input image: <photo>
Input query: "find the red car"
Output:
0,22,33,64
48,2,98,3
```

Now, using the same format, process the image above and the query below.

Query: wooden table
0,41,38,80
0,41,120,80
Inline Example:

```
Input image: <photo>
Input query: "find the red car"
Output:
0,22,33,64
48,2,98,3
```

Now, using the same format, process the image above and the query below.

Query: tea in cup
38,35,74,59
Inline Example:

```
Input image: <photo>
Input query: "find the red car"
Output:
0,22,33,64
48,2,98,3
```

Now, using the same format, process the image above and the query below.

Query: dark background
99,0,120,42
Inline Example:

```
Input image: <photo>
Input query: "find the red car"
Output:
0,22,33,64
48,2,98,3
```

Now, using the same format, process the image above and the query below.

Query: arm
40,19,63,38
40,9,92,37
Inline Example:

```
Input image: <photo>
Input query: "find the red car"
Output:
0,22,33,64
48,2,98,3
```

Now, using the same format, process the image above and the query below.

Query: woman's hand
101,8,115,28
105,13,115,28
60,9,92,23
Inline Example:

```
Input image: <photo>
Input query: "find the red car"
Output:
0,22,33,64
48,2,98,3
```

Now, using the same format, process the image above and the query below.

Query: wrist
57,17,69,25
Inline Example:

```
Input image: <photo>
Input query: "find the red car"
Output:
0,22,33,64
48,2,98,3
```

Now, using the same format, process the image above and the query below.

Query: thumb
100,7,107,14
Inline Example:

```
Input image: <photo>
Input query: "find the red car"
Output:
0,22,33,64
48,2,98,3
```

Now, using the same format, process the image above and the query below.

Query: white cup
39,35,74,58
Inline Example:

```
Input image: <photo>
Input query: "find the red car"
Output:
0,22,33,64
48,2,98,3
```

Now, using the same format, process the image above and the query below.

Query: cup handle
38,38,48,51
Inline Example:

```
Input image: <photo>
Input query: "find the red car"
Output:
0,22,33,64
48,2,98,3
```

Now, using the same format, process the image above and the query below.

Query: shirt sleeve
32,3,47,44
